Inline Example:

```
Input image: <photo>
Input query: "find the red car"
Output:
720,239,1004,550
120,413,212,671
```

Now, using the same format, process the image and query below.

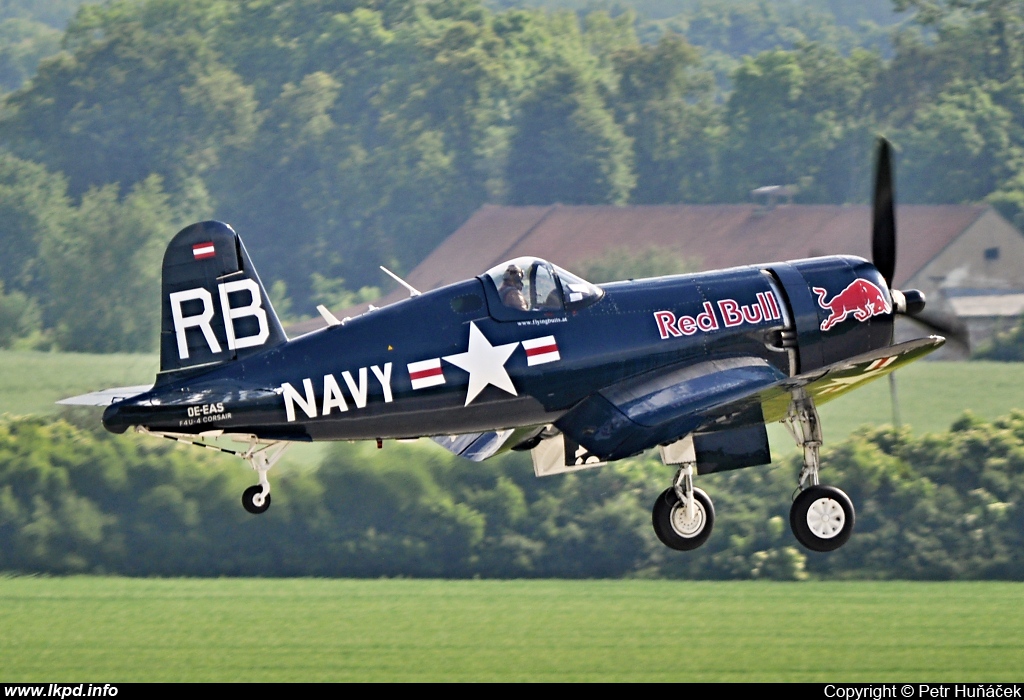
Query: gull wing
555,336,945,461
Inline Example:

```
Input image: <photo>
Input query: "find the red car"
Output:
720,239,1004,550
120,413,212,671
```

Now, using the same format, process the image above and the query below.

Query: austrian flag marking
408,358,445,390
192,242,216,260
522,335,560,366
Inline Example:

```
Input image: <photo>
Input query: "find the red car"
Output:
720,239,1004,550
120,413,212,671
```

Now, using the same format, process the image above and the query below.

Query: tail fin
157,221,287,385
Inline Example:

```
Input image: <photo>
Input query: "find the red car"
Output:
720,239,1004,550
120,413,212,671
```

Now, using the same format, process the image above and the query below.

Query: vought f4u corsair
65,140,957,553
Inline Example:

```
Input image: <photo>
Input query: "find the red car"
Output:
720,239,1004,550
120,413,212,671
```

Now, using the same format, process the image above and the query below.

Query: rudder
158,221,286,384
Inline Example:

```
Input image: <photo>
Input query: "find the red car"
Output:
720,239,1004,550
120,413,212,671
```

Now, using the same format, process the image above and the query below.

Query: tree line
1,0,1024,354
1,409,1022,579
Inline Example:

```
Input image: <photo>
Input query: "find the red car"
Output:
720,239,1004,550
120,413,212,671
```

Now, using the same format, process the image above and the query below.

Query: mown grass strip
0,578,1021,682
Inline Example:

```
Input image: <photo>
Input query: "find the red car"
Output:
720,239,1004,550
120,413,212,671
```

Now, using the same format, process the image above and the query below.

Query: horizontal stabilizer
58,385,153,407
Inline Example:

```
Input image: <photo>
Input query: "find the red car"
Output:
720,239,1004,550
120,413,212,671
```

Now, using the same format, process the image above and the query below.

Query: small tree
41,176,183,353
974,316,1024,361
577,245,698,284
506,66,635,206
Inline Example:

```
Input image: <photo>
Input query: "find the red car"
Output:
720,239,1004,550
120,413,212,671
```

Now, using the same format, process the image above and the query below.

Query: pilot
498,264,529,311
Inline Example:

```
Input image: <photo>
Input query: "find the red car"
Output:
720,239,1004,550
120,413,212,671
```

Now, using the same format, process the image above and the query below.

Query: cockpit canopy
482,257,603,313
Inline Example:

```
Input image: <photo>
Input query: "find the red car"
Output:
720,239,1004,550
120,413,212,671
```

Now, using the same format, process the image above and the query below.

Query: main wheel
790,485,854,552
242,485,271,515
652,487,714,551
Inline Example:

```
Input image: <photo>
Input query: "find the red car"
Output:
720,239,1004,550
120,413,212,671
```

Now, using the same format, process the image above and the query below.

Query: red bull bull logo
813,279,891,331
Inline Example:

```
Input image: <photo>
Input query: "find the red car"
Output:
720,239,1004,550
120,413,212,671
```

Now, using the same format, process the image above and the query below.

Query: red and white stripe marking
192,242,216,260
408,358,445,389
522,335,560,366
866,356,897,372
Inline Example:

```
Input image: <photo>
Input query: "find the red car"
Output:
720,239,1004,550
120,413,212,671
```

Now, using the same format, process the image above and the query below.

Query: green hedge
1,410,1022,579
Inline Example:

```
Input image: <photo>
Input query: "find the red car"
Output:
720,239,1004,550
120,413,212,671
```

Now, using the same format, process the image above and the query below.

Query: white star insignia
443,322,519,406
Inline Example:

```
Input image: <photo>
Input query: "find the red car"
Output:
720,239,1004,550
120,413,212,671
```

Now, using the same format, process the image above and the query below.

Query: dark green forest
2,0,1024,352
2,410,1022,579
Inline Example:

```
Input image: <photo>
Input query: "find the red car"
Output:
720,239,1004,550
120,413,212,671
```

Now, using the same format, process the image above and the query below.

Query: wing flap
530,431,605,477
431,429,515,461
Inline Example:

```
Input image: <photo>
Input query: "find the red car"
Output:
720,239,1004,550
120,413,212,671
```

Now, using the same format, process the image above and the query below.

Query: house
298,203,1024,353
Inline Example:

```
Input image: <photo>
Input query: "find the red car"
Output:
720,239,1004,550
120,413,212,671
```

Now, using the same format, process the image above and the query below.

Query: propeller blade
872,138,896,287
906,309,971,351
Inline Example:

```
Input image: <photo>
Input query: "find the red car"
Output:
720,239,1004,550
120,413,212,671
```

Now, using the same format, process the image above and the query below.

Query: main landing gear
783,395,855,551
790,485,854,551
652,467,715,551
650,394,855,552
652,438,715,550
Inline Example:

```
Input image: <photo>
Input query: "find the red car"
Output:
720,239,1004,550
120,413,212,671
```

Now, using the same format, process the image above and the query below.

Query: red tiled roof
405,205,555,291
289,203,988,335
412,203,986,288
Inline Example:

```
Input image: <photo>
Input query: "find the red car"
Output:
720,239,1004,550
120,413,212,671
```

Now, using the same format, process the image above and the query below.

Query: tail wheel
790,485,854,552
242,485,271,515
652,487,714,551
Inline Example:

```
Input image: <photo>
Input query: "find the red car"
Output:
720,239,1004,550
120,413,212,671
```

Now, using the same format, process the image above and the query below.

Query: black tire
242,485,271,515
790,485,854,552
652,487,714,551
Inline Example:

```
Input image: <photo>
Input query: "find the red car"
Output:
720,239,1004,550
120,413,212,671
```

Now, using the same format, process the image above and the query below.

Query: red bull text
654,292,781,339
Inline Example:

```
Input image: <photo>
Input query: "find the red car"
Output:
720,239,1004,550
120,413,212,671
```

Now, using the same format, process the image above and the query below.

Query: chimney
751,184,797,210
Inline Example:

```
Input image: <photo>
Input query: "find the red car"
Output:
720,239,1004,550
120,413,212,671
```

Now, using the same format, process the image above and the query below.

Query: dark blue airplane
64,140,959,553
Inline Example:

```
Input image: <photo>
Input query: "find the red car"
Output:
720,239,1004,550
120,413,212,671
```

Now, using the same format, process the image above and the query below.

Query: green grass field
0,350,158,417
0,578,1021,682
767,360,1024,456
813,360,1024,438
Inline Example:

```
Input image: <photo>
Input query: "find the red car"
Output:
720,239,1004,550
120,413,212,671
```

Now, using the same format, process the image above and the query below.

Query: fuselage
103,255,894,445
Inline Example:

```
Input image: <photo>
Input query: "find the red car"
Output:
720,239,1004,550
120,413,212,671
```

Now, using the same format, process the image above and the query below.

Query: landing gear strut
783,394,855,551
238,441,290,515
652,438,715,550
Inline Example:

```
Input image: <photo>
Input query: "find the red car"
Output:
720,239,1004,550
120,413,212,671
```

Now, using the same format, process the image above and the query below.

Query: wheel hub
805,497,845,539
670,501,706,538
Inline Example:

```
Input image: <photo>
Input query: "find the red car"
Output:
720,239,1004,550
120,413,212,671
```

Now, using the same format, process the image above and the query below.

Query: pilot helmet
503,264,524,284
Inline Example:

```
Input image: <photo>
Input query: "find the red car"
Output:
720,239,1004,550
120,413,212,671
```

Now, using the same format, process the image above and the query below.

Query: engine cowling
770,256,895,373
